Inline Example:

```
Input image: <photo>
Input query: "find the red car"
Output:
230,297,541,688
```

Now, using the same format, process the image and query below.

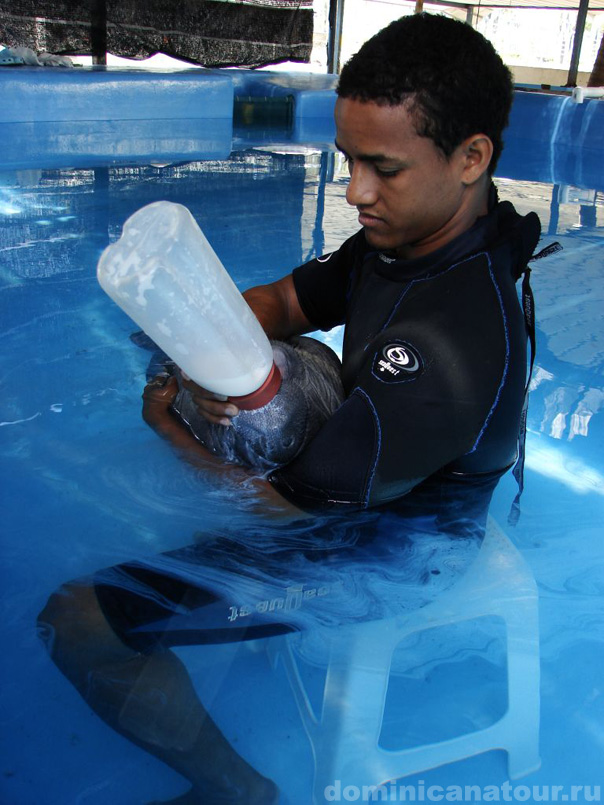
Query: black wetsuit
95,192,541,650
271,193,540,513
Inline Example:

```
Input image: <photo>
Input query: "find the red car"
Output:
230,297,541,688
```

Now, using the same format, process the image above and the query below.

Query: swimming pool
1,80,603,804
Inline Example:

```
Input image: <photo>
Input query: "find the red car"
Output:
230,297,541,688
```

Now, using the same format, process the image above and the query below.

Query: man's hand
141,375,179,428
179,374,239,427
141,375,217,456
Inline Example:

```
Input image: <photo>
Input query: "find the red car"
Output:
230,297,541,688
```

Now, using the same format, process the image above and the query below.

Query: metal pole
566,0,590,87
90,0,107,65
327,0,345,73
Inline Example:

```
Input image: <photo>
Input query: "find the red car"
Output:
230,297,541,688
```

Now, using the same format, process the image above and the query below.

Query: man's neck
395,178,493,261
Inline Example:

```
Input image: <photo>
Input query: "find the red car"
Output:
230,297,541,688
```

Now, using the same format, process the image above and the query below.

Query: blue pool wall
1,66,602,187
0,66,234,122
500,91,604,191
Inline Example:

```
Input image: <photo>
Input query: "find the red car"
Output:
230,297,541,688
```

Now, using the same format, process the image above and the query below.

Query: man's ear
460,134,494,185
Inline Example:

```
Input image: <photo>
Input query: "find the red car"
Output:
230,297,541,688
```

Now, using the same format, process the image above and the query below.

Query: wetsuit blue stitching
380,252,485,332
382,285,412,331
351,387,382,507
375,250,511,455
466,253,510,453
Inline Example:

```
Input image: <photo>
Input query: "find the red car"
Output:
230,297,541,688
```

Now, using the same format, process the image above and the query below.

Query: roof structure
0,0,315,68
434,0,604,8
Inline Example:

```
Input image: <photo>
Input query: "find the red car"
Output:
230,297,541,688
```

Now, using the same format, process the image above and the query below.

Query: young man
38,14,540,805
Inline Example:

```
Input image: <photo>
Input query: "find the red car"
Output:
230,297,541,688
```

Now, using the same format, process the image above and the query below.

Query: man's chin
363,229,398,253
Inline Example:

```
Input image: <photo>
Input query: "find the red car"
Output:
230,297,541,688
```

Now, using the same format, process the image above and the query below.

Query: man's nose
346,163,378,207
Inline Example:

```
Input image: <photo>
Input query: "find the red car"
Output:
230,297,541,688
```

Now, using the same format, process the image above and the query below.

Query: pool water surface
1,139,603,804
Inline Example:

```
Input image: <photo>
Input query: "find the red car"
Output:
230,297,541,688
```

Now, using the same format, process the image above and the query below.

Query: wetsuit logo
372,341,422,383
385,345,419,371
316,252,333,263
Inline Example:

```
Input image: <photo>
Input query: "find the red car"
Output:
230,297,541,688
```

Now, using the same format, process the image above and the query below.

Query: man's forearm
243,275,313,341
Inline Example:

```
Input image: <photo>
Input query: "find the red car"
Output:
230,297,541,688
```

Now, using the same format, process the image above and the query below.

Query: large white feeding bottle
97,201,281,409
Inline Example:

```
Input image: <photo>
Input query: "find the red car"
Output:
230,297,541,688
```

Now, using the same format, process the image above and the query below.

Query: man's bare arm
242,274,313,340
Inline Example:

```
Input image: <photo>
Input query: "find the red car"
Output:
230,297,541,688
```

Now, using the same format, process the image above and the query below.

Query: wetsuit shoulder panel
292,230,368,331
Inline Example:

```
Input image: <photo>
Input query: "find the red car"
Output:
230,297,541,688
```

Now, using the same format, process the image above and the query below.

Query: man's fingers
176,373,239,426
192,396,239,426
142,375,178,402
194,397,239,417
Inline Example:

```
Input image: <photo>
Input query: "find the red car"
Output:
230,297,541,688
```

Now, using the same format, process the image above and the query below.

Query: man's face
334,97,478,259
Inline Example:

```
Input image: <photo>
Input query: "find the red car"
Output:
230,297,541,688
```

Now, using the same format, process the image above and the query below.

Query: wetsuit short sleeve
292,230,367,331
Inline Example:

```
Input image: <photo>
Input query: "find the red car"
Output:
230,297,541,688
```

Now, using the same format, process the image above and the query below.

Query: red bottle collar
228,363,282,410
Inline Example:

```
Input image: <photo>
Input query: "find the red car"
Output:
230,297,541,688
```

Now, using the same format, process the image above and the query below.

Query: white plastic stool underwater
268,517,540,803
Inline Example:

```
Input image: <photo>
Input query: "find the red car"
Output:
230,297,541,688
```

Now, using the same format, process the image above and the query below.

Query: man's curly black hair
337,13,513,174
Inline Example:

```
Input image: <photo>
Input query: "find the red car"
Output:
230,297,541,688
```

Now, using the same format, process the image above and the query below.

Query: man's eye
376,167,401,177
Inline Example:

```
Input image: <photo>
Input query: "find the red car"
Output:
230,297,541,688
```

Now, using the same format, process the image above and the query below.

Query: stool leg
311,622,404,801
503,599,541,779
